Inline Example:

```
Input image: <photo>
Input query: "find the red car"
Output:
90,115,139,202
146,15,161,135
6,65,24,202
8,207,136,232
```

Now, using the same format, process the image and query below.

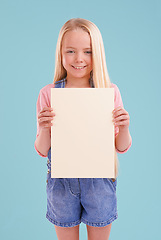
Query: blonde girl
35,18,132,240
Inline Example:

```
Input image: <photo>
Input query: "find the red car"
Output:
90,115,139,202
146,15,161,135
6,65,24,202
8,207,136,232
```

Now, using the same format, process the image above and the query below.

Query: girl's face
61,28,93,81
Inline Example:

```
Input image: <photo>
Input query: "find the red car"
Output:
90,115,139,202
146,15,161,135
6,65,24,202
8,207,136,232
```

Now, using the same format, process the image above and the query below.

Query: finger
42,122,53,128
113,115,129,122
40,107,53,113
115,120,129,126
113,107,127,115
38,116,54,123
38,111,55,119
113,109,128,118
112,106,123,113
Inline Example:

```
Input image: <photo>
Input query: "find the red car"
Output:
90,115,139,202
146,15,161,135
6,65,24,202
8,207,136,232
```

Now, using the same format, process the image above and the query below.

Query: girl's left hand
112,106,130,132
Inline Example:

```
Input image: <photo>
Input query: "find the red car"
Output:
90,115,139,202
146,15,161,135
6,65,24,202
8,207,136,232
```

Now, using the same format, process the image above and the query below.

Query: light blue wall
1,0,161,239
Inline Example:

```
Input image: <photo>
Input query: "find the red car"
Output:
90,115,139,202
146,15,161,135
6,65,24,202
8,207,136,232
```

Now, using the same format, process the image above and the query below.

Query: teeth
73,66,85,69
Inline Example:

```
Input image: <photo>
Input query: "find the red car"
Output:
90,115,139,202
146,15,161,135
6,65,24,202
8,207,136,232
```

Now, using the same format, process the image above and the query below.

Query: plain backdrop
0,0,161,239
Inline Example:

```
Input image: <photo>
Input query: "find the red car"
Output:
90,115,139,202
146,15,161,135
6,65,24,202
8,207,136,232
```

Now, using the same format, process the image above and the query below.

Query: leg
86,223,112,240
54,225,80,240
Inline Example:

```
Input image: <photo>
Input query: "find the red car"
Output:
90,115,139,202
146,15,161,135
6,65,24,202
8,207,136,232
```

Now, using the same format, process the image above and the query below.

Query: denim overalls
46,78,117,227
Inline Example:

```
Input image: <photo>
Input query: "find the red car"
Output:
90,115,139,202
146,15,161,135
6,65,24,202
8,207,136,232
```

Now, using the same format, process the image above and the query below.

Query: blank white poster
51,88,115,178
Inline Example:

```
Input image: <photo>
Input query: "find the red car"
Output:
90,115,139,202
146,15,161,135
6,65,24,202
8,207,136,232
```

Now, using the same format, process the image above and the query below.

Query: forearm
115,128,131,152
35,128,51,157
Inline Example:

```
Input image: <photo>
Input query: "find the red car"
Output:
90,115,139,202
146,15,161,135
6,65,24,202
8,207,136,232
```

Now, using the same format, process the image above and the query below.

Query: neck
65,76,91,88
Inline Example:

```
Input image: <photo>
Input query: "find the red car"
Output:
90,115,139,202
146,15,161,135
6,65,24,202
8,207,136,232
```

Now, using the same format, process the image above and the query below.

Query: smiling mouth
72,65,86,69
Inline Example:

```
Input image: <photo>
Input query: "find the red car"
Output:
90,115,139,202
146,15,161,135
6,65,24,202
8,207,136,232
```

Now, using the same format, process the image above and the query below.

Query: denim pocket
108,178,117,191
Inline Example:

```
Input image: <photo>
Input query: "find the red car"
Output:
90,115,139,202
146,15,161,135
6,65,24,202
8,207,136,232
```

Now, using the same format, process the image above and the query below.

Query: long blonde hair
53,18,118,177
53,18,111,88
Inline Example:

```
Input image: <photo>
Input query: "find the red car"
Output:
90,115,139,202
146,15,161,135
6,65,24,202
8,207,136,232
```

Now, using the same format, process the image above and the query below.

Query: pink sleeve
35,85,52,157
112,83,132,153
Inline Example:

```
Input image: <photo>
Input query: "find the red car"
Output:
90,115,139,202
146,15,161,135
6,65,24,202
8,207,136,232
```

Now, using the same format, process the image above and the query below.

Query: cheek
87,56,92,69
62,55,71,68
62,57,66,68
86,55,92,65
62,56,68,69
90,57,92,66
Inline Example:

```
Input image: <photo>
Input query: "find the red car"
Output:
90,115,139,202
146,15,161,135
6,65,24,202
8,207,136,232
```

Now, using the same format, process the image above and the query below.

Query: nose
75,52,83,62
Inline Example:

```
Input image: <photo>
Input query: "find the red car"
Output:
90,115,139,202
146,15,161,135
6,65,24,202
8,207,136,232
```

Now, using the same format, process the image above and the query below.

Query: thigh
86,223,112,240
80,178,117,226
46,177,82,226
54,225,80,240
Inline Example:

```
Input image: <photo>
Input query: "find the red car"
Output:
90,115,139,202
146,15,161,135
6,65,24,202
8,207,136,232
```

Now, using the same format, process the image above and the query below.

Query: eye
85,51,92,54
67,50,74,53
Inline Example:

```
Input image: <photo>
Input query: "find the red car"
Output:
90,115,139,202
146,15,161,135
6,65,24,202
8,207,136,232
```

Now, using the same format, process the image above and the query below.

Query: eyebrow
65,47,92,50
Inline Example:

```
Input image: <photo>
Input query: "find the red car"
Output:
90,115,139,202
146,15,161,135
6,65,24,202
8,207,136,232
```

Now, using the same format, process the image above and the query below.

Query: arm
35,128,51,157
113,106,132,152
35,107,55,157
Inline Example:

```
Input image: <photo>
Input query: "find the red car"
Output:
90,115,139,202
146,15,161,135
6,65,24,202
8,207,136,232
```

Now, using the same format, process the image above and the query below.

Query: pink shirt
35,83,132,157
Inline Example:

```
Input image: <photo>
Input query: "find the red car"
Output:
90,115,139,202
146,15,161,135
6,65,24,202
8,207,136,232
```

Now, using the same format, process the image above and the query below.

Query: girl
35,18,132,240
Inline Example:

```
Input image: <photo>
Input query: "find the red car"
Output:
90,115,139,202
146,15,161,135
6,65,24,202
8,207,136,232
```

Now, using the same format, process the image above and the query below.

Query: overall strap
54,77,95,88
54,78,66,88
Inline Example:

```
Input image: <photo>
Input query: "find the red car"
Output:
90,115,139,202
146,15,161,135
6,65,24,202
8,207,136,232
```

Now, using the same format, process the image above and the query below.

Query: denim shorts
46,149,118,228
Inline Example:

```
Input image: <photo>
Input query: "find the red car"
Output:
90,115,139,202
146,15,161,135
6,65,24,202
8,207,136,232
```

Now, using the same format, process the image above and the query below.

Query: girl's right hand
38,107,55,129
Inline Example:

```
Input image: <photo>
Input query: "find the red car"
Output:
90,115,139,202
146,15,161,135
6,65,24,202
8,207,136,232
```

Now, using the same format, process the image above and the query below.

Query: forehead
62,29,91,48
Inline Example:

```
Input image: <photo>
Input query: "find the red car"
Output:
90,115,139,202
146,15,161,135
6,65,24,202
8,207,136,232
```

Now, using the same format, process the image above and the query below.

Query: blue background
1,0,161,239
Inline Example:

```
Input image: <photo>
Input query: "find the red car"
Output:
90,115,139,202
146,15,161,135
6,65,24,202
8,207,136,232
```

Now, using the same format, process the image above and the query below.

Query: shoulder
37,83,55,106
38,83,55,99
110,83,120,92
110,82,122,94
110,82,123,106
39,83,55,95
